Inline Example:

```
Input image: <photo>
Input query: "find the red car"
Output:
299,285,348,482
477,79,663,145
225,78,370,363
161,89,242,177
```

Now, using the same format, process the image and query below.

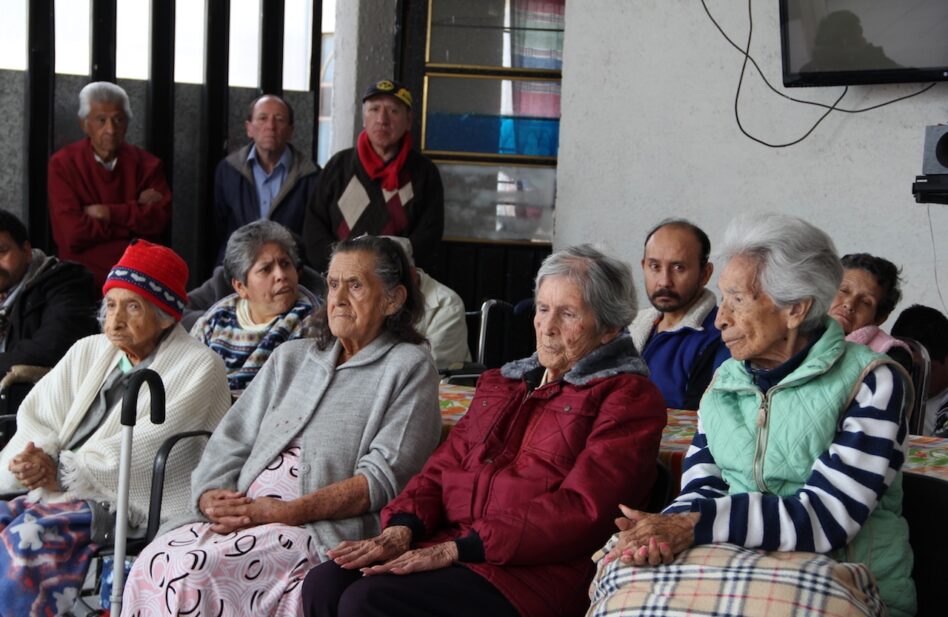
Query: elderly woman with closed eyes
301,244,666,617
829,252,912,370
589,214,915,617
191,219,322,392
122,235,441,616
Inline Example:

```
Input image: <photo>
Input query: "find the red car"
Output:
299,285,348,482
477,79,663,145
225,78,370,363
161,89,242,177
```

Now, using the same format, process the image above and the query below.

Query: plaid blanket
588,541,885,617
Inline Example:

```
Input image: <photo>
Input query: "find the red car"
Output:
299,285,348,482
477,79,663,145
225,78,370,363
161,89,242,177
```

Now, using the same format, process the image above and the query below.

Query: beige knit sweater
0,325,231,525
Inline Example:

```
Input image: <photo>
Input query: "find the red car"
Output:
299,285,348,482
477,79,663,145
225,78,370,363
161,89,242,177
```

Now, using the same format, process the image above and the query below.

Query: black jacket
0,252,99,377
213,142,321,263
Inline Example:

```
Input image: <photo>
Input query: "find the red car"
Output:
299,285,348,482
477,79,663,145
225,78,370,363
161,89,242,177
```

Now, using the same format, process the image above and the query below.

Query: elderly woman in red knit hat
0,239,231,615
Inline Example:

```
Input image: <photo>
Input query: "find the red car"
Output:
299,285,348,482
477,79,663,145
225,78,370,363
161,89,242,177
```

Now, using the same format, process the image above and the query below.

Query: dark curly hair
313,235,425,350
840,253,903,322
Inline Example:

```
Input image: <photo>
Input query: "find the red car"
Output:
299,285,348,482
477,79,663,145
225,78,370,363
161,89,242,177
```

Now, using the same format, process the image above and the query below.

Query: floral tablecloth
437,384,948,484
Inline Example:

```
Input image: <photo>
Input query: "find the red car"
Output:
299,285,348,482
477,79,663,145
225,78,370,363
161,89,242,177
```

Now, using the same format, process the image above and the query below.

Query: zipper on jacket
474,384,541,520
753,393,771,492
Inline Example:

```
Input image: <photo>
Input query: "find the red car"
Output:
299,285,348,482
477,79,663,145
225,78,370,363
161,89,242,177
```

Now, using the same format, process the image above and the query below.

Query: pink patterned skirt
122,441,319,617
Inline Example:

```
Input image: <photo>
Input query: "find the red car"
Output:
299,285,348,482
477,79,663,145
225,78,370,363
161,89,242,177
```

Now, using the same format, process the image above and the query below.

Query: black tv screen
780,0,948,87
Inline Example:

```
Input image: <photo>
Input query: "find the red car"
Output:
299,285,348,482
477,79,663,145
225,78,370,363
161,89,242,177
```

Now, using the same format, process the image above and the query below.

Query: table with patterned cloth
438,382,474,440
437,385,948,486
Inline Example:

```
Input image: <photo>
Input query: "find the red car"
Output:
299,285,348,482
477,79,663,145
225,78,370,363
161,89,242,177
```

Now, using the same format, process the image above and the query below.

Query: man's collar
93,151,118,171
247,143,293,173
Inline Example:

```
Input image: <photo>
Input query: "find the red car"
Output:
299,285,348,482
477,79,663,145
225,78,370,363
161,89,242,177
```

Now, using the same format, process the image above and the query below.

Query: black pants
301,560,521,617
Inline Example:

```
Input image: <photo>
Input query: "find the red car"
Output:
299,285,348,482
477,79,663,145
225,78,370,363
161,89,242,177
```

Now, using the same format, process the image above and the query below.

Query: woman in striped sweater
191,220,322,393
589,213,915,617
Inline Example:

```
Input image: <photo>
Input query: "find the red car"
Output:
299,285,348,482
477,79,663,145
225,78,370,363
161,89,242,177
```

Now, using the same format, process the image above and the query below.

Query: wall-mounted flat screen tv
780,0,948,87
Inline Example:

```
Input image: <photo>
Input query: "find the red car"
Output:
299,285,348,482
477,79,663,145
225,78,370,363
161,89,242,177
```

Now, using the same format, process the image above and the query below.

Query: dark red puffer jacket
382,335,666,617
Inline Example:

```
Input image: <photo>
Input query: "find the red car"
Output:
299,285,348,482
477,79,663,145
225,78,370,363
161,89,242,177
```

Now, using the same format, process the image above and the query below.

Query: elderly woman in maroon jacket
300,244,666,617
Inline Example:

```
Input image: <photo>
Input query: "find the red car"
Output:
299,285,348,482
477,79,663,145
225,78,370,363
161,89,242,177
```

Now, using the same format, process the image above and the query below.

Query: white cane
110,369,165,616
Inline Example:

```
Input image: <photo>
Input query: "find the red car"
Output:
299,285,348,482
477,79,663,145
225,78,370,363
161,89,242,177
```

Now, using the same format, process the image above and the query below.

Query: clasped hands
198,488,302,534
604,504,699,567
327,525,458,576
8,441,59,492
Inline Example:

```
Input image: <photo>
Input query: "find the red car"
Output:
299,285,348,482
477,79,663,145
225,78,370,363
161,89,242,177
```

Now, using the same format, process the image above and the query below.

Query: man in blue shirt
213,94,320,263
629,219,730,409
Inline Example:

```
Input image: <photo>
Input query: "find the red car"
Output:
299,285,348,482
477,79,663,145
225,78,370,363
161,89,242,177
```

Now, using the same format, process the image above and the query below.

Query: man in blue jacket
629,219,729,409
213,94,320,263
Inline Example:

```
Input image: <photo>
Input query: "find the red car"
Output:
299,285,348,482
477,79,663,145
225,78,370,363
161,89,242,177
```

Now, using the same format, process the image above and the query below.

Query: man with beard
629,219,729,409
303,79,443,273
0,210,98,416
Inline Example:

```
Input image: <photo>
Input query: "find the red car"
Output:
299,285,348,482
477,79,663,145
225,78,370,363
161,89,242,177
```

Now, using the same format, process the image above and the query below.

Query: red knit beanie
102,239,189,321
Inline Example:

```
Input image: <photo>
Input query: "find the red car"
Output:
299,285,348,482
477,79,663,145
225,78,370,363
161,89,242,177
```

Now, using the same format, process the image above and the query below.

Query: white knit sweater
0,325,231,525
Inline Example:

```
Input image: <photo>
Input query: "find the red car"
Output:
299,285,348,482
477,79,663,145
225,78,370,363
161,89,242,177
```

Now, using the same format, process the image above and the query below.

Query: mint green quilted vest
700,319,916,617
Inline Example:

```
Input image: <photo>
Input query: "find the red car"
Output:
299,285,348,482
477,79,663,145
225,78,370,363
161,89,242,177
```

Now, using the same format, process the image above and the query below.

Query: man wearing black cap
303,79,444,272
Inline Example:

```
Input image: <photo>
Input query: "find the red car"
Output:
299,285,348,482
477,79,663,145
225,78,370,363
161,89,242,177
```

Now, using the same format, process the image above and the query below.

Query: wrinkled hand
199,489,251,533
201,492,301,534
361,541,458,576
8,442,59,491
83,204,110,221
327,526,412,570
138,188,163,205
605,505,698,567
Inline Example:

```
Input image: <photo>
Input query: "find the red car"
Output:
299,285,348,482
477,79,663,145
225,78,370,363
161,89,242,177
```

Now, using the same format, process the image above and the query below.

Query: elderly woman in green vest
588,213,915,617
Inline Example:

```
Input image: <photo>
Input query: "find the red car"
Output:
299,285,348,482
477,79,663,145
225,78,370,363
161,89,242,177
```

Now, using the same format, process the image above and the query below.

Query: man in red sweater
47,81,172,288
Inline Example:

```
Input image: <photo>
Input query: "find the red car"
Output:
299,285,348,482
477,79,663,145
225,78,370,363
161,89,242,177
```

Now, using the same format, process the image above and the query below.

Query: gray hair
717,212,842,333
534,244,637,333
98,296,175,330
78,81,133,121
223,220,299,285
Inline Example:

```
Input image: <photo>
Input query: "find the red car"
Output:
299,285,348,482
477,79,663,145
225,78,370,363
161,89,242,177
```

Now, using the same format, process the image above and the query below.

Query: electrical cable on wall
701,0,936,148
926,204,948,314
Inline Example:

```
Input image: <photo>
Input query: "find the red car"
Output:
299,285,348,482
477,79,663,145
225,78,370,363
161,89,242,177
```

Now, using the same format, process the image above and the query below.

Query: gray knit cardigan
163,332,442,558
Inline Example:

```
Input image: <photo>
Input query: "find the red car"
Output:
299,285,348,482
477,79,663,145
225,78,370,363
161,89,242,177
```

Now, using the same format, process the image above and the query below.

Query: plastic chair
896,336,931,434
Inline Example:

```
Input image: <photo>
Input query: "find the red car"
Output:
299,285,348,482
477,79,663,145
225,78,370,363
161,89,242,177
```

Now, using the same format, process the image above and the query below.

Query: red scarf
356,130,413,192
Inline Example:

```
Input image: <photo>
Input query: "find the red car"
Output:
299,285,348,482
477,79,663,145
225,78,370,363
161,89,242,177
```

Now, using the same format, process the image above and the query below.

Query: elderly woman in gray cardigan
122,235,442,616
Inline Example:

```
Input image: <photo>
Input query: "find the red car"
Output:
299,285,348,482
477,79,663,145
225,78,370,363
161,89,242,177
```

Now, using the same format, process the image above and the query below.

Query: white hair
535,244,637,333
717,212,842,333
78,81,133,121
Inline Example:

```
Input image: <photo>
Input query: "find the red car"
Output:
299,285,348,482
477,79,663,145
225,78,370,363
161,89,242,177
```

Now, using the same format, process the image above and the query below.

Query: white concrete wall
556,0,948,323
331,0,399,152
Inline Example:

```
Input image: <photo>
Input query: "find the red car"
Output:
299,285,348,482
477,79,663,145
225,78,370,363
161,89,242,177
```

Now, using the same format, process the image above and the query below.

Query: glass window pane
55,0,90,75
322,0,335,32
316,30,334,166
175,0,206,83
229,0,260,88
429,0,564,70
283,0,312,91
424,75,560,157
439,162,554,242
116,0,150,79
0,0,27,70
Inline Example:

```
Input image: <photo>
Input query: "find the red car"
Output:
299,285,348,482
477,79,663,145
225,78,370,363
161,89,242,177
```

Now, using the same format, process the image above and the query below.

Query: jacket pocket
521,396,599,467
